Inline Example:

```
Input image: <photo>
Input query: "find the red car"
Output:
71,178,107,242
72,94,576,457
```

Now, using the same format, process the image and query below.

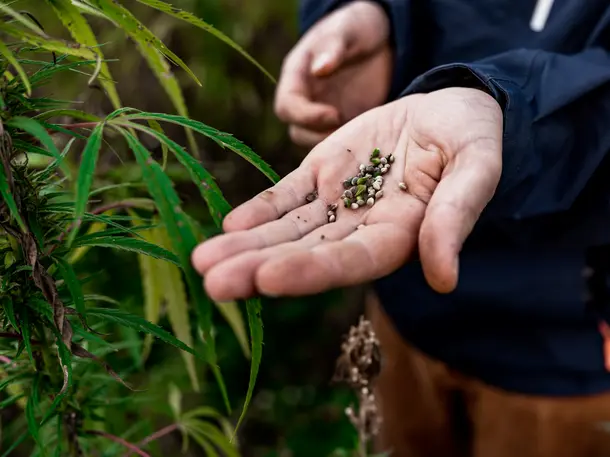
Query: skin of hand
275,0,393,148
192,87,503,302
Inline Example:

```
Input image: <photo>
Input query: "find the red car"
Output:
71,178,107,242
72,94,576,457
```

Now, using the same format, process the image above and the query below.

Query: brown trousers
367,293,610,457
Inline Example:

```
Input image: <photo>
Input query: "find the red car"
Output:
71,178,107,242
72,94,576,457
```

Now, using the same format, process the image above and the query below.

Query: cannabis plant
0,1,274,455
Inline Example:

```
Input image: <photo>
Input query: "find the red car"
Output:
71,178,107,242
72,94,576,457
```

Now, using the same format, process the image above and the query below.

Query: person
192,1,610,455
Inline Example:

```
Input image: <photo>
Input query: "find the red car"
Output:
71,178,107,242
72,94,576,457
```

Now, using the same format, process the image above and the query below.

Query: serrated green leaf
7,116,61,160
20,311,35,367
0,39,31,95
0,3,47,36
72,235,180,265
89,0,199,153
155,220,200,392
135,0,275,83
3,296,18,330
215,301,250,359
26,392,43,453
129,211,163,363
234,298,263,437
121,120,231,227
120,129,230,412
44,0,121,109
122,112,279,183
0,151,26,232
55,257,85,316
0,22,97,60
68,121,104,246
184,420,238,457
85,307,201,358
34,109,102,123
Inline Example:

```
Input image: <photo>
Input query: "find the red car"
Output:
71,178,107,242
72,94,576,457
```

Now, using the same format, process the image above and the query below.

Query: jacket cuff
400,63,536,219
299,0,410,101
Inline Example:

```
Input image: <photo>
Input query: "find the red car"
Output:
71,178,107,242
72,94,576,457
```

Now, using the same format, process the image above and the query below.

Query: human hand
275,1,393,147
193,88,503,301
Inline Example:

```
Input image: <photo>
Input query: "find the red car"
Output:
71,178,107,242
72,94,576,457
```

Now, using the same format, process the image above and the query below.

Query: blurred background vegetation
1,1,367,456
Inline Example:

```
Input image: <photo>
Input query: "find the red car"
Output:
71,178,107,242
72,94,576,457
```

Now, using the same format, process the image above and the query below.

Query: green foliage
0,0,275,455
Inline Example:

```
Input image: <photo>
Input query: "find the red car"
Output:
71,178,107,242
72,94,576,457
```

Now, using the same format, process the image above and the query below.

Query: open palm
193,88,503,301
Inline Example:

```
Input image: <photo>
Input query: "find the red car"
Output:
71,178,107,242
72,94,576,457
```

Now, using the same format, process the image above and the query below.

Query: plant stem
121,423,178,457
85,430,150,457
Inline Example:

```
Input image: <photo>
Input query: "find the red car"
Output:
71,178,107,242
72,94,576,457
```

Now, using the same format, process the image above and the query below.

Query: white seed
398,182,407,191
381,167,388,174
389,154,395,163
375,176,383,183
359,164,366,172
357,199,365,206
351,203,359,210
372,181,382,191
327,210,335,217
380,157,388,165
375,190,384,199
368,187,376,196
366,197,375,207
328,214,336,223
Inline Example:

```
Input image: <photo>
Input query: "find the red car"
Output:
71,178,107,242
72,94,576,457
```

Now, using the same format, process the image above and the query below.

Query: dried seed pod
351,177,359,186
398,182,408,191
375,190,384,199
343,180,352,189
366,165,376,174
329,214,336,223
351,203,359,210
366,197,375,207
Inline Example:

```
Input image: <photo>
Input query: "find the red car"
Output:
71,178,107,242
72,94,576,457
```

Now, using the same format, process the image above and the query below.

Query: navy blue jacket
299,0,610,395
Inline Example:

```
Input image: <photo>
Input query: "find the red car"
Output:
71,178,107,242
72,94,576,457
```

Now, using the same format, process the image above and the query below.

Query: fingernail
311,52,333,75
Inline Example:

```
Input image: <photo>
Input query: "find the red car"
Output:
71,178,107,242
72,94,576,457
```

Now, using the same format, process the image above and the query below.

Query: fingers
203,197,425,301
192,196,328,275
223,167,316,232
418,142,502,293
255,221,417,297
289,125,336,148
275,49,341,130
310,39,345,77
203,221,356,301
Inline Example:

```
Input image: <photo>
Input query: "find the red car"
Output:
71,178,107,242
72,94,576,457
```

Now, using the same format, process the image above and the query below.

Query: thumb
417,147,502,293
310,38,347,77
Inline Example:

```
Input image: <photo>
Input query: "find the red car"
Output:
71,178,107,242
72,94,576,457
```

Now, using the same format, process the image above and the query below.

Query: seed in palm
337,148,394,218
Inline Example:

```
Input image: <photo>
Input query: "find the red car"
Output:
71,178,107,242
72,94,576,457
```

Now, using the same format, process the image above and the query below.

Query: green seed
357,177,368,185
371,158,381,165
344,198,352,207
371,148,380,159
356,185,367,197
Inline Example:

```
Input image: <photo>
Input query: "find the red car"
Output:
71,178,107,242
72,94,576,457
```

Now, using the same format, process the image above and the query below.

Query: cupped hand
275,0,393,147
193,88,503,301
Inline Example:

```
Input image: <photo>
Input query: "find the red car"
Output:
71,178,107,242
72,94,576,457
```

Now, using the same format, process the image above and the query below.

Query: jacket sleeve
401,46,610,221
298,0,411,99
